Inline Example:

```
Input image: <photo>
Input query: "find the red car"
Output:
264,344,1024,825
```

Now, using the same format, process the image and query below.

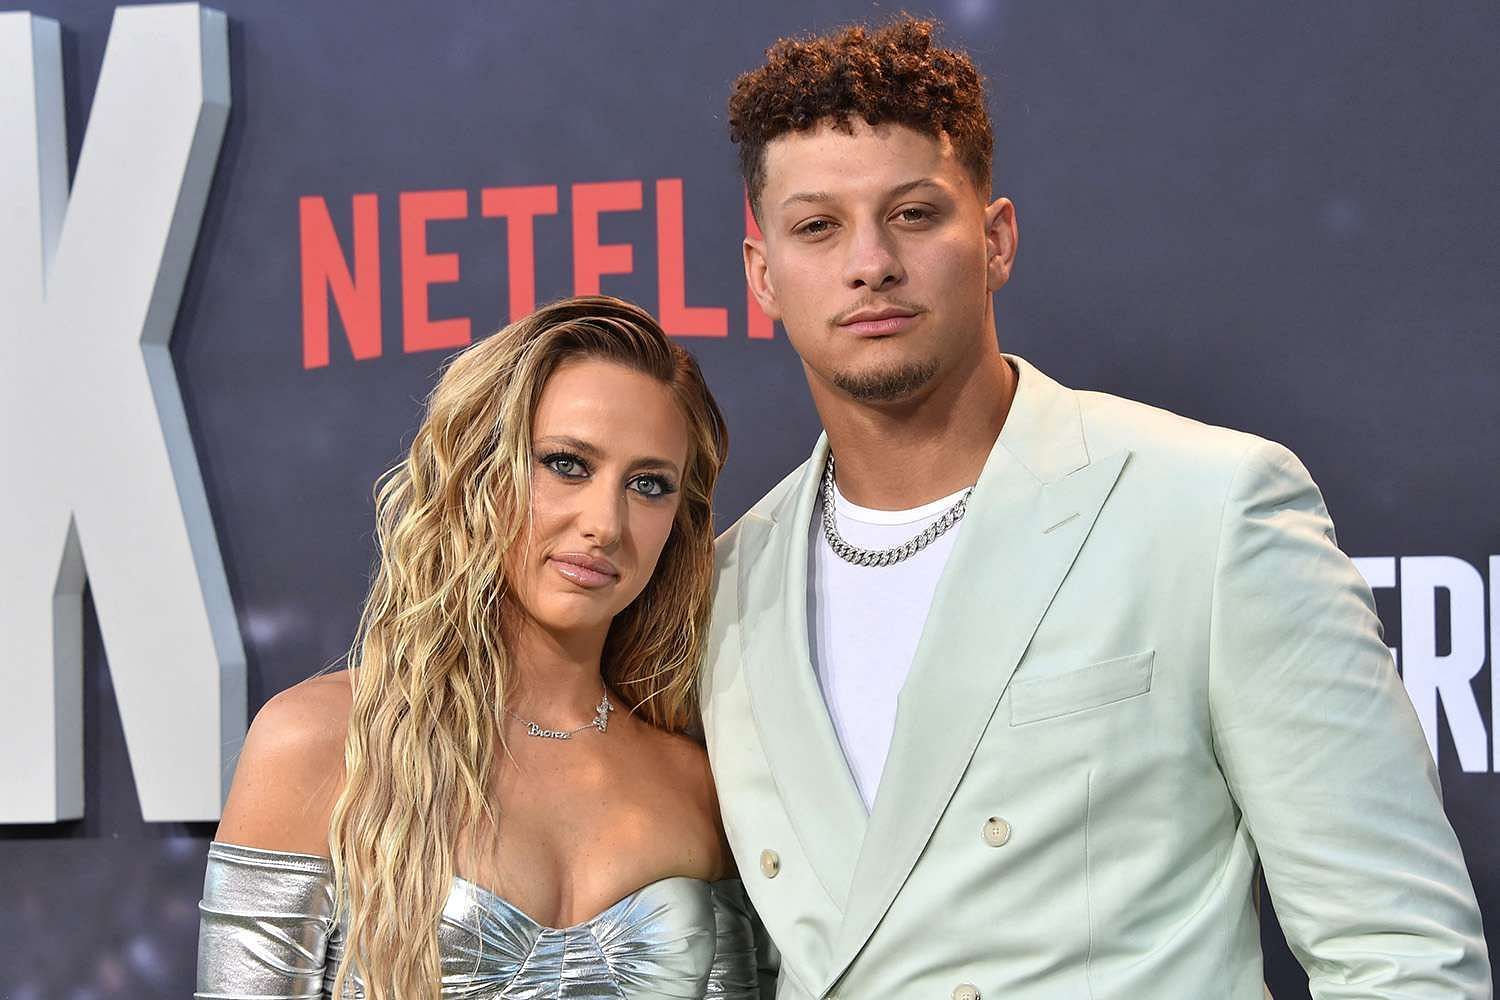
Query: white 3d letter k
0,4,244,822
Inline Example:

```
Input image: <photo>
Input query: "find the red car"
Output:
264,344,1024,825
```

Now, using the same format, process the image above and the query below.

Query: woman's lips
549,553,619,589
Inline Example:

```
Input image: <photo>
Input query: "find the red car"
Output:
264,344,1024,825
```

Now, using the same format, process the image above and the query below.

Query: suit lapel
825,358,1131,988
739,434,869,909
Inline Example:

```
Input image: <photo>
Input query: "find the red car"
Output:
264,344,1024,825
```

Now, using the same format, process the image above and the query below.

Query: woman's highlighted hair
326,295,727,999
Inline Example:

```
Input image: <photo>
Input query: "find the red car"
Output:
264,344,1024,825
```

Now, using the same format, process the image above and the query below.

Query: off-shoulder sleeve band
195,840,337,1000
706,879,763,999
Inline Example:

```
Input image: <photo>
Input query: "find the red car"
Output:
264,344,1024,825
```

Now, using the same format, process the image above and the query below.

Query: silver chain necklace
820,455,973,568
506,688,613,740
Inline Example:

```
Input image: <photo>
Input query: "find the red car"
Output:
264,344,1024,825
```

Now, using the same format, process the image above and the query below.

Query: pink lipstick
549,552,620,589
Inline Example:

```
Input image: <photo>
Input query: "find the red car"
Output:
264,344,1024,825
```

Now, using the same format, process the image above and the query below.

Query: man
700,16,1489,1000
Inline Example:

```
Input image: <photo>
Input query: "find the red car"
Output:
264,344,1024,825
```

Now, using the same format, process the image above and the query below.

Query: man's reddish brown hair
728,15,995,219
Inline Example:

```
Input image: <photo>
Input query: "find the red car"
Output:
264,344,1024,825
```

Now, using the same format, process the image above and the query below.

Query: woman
196,296,755,999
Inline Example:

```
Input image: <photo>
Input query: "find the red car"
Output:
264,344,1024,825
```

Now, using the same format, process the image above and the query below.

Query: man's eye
796,219,833,237
897,207,931,223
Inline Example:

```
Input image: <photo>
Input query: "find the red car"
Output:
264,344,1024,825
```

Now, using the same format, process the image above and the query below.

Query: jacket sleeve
706,879,781,1000
195,840,336,999
1207,440,1490,998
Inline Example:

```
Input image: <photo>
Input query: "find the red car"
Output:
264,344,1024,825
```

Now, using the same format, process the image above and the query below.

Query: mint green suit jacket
701,356,1489,1000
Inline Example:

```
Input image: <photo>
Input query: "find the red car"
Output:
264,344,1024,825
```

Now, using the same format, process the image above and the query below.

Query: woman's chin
528,599,618,637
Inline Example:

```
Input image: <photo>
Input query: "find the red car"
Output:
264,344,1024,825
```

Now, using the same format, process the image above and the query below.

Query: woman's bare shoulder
214,669,358,857
642,725,736,880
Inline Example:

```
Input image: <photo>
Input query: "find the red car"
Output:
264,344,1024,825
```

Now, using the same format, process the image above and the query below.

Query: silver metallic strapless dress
196,841,762,999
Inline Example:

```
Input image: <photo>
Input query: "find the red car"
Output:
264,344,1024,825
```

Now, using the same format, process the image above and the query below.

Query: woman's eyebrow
534,435,602,459
626,456,682,477
536,436,680,476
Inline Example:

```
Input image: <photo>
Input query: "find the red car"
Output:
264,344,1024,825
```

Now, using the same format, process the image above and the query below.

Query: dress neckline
207,841,736,934
457,872,707,933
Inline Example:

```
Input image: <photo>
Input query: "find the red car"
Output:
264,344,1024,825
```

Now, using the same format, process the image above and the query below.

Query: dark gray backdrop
1,2,1496,997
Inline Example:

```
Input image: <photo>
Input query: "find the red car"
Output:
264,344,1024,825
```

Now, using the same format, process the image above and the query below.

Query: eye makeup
536,450,679,499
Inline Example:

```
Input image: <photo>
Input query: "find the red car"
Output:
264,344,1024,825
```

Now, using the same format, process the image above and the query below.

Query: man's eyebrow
779,178,945,210
781,190,834,209
888,177,945,199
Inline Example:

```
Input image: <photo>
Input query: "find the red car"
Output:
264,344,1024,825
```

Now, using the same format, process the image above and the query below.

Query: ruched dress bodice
196,841,760,999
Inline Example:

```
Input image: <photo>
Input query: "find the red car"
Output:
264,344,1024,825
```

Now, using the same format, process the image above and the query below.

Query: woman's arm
196,673,354,998
214,672,352,853
706,879,778,1000
195,841,338,999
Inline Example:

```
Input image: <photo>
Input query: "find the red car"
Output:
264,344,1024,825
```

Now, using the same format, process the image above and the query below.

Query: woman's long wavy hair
325,295,728,999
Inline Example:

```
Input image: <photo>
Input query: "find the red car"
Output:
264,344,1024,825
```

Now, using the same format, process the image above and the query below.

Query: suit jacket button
760,848,781,878
982,816,1012,847
953,984,981,1000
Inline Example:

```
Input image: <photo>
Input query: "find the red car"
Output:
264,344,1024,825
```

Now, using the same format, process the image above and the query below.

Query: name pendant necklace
506,686,614,741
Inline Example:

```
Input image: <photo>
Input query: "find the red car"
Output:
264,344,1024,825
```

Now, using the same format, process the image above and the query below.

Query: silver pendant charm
592,693,613,733
511,689,613,740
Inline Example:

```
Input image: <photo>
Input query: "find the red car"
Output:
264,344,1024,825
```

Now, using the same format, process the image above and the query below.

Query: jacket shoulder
714,460,807,566
1076,389,1262,466
1073,388,1306,493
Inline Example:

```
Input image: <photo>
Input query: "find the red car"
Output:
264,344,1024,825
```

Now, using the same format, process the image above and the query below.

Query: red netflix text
300,179,773,369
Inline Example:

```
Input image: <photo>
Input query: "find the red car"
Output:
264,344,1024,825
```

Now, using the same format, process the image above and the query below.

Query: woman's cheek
649,508,682,566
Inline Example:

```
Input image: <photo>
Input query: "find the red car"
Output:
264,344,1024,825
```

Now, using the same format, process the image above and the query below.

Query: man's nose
841,222,905,291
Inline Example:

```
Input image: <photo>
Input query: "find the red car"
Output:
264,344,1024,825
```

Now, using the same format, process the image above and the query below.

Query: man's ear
984,197,1019,292
744,237,781,320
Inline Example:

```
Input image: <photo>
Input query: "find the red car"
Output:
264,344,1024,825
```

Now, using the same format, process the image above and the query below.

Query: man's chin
831,359,940,403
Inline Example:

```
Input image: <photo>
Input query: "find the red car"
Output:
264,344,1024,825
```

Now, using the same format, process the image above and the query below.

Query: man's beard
831,358,940,403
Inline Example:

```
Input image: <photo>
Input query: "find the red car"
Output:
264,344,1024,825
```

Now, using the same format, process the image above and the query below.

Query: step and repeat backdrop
1,1,1496,996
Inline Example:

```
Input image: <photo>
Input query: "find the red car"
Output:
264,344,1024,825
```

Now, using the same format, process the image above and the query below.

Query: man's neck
813,349,1015,511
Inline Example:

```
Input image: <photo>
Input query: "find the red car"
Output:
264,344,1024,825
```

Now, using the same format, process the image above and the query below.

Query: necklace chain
820,455,973,568
506,688,613,741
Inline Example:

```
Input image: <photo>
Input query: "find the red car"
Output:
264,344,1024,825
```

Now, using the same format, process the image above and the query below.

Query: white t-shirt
808,479,969,811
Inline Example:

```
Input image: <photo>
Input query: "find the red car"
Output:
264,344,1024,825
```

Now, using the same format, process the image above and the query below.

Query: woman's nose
575,480,623,548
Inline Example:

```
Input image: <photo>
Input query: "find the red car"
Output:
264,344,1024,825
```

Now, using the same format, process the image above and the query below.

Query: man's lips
836,309,921,337
549,553,620,589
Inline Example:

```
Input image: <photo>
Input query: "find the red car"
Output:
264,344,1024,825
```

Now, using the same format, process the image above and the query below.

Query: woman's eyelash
539,451,589,476
631,474,679,498
539,451,679,498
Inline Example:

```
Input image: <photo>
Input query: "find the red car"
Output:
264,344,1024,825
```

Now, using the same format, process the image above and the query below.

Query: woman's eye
897,206,931,224
543,454,588,478
630,475,675,498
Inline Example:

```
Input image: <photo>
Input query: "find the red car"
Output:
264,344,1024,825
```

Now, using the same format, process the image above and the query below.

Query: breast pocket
1008,650,1156,726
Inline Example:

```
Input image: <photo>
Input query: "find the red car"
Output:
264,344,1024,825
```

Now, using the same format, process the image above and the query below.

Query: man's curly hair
729,16,994,219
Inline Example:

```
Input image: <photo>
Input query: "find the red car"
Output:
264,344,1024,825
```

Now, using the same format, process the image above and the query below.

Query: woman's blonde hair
325,295,728,999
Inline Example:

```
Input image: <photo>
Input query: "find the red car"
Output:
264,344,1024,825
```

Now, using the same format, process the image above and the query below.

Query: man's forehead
761,120,961,201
